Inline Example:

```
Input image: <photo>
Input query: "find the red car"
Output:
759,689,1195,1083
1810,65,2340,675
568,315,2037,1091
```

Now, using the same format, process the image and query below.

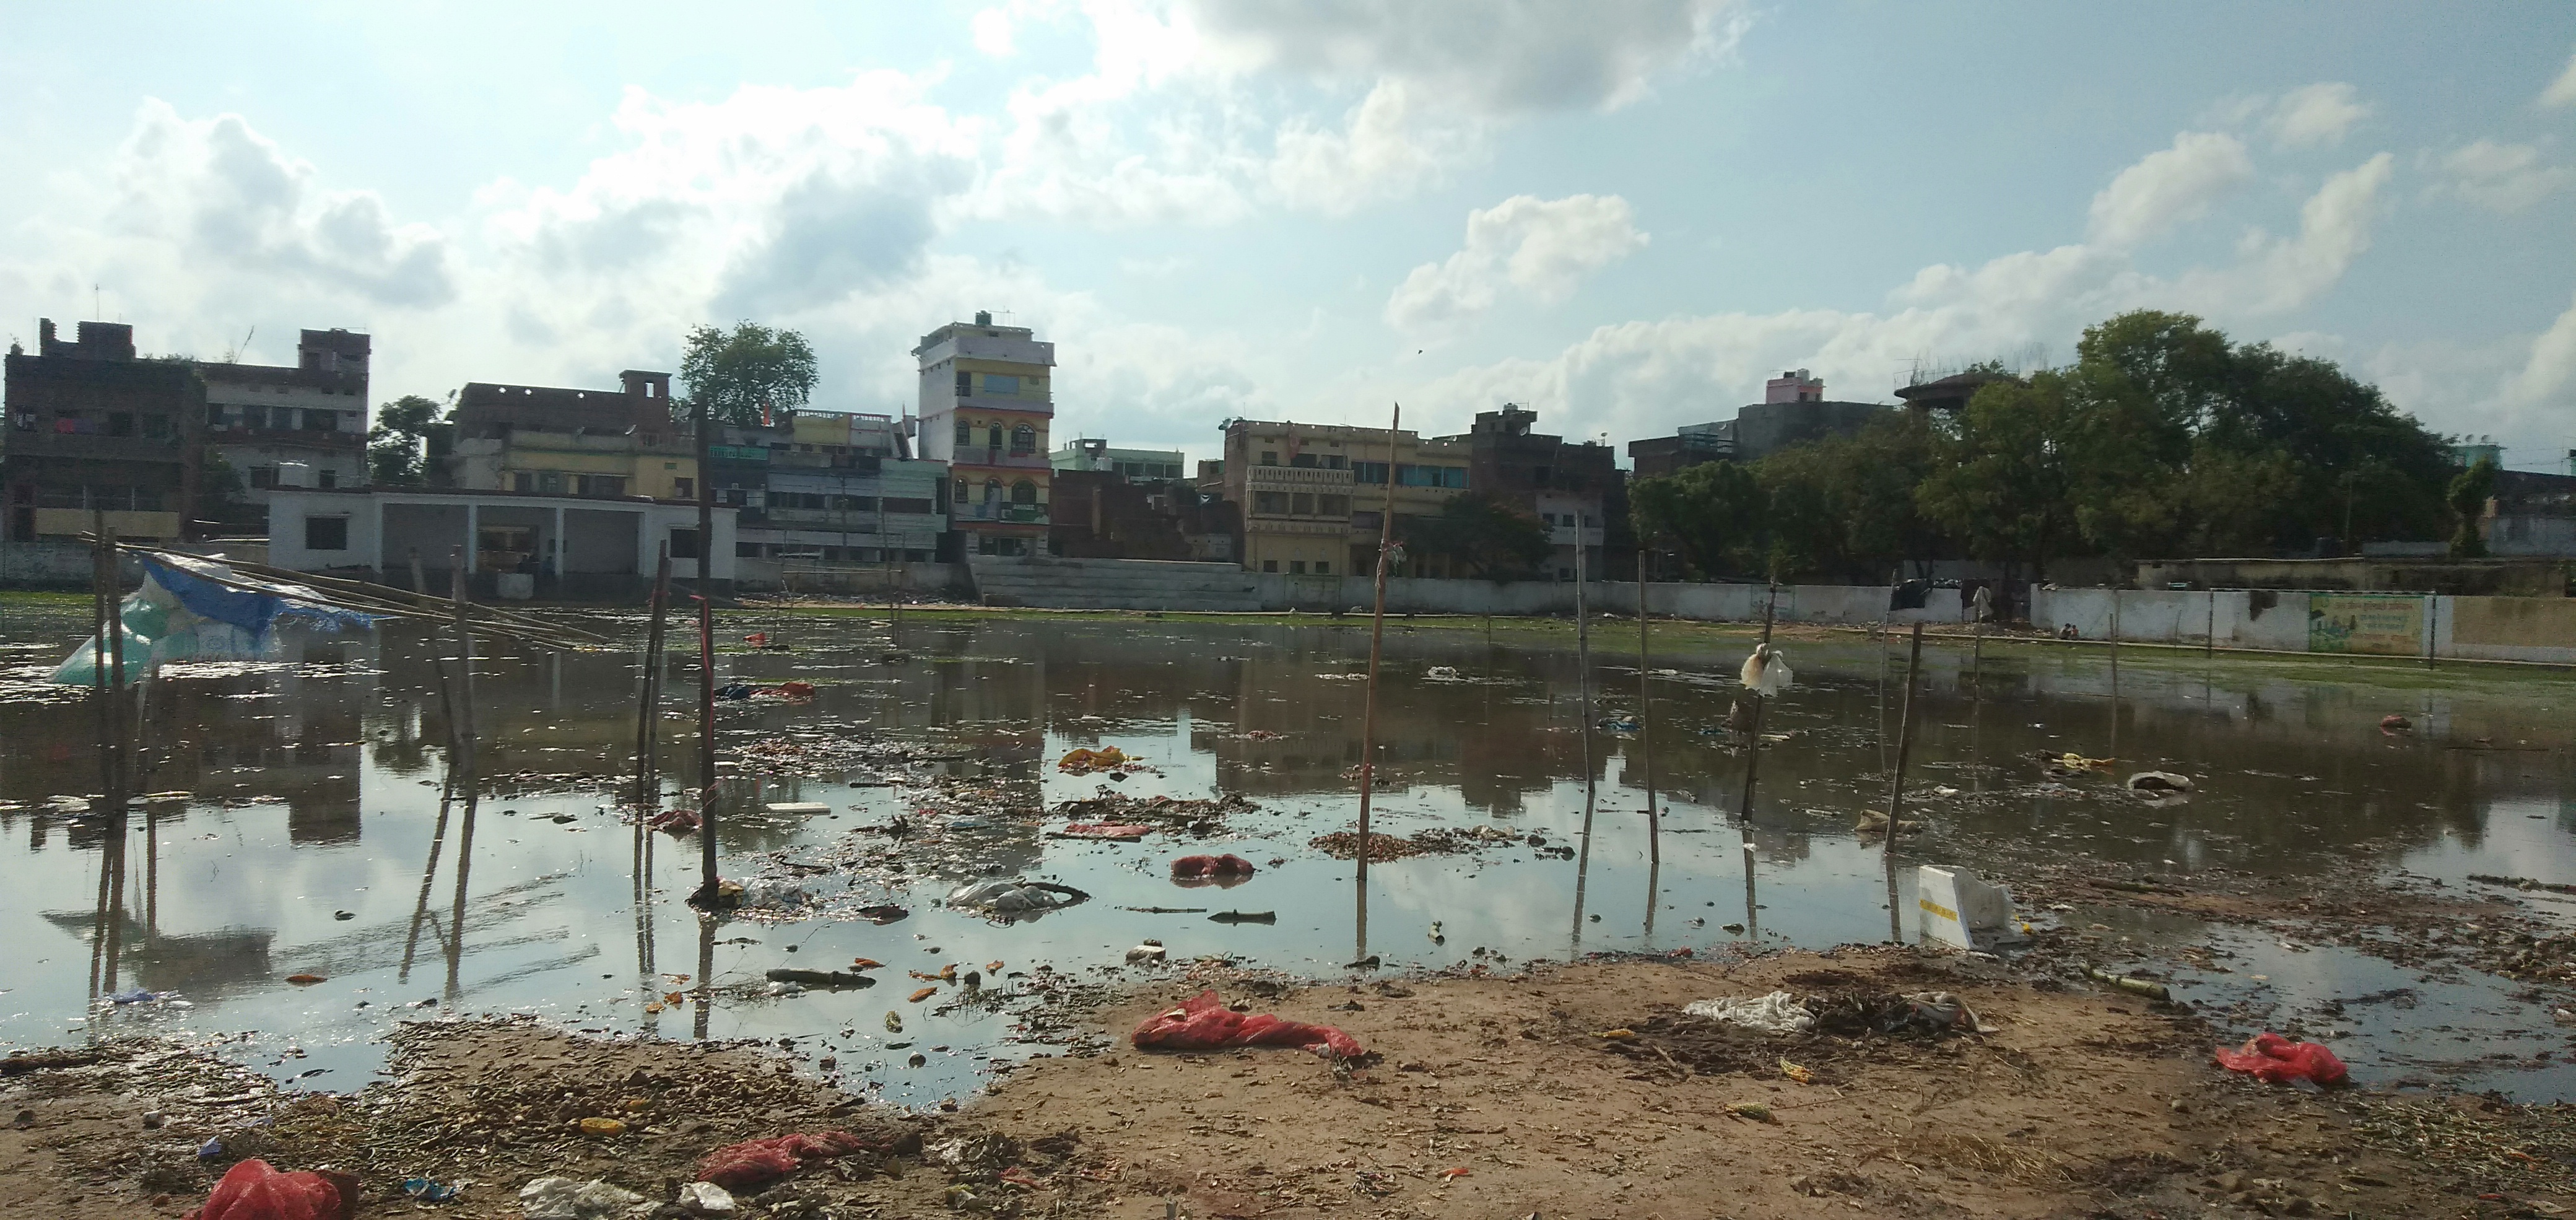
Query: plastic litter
736,879,809,910
190,1159,357,1220
400,1177,463,1203
1739,643,1793,696
1170,854,1257,879
2214,1032,2348,1086
1682,991,1816,1034
52,555,375,688
1126,940,1167,963
763,802,830,815
111,987,162,1004
697,1131,876,1192
1915,865,2024,949
676,1181,736,1215
946,879,1089,916
518,1175,649,1219
765,968,874,988
1131,989,1364,1058
1056,822,1152,840
1056,746,1131,774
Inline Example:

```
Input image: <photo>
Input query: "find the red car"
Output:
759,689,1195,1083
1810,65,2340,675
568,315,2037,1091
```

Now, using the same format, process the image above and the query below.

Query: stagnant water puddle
2,604,2573,1104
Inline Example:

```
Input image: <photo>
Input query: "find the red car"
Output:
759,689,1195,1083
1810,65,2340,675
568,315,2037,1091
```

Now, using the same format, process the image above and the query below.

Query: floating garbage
765,968,874,989
945,879,1089,917
1126,941,1167,963
1131,989,1363,1058
1056,746,1131,774
1056,822,1152,840
1740,643,1793,696
764,801,831,815
1170,853,1258,881
1208,910,1276,924
736,879,810,910
2125,770,2193,794
51,554,376,687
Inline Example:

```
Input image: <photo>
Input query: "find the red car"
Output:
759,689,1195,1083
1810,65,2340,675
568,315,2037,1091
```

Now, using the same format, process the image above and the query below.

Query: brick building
4,320,203,544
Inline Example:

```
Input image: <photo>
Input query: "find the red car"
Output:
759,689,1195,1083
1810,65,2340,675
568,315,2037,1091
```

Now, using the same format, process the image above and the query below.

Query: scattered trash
283,974,326,986
697,1131,879,1192
2126,770,2193,795
763,801,830,815
1131,990,1364,1058
736,879,810,910
909,987,939,1003
1915,865,2024,949
1209,910,1276,924
1056,822,1153,840
1723,1100,1778,1123
856,905,909,924
1682,991,1816,1034
2380,713,2414,733
401,1177,463,1203
1740,643,1793,696
1779,1057,1815,1084
576,1117,626,1137
1424,666,1463,681
1170,853,1258,880
764,968,875,989
110,988,162,1004
2087,968,2172,1001
1593,1028,1637,1040
945,879,1089,917
2214,1032,2349,1086
519,1175,648,1219
190,1159,358,1220
1056,746,1132,775
1126,941,1168,963
676,1180,737,1215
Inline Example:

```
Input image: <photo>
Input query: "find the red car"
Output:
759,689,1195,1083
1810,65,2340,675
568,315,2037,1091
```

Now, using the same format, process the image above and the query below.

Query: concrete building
915,312,1053,556
1215,419,1473,577
724,410,949,573
1441,404,1622,582
2484,469,2576,557
198,329,372,530
4,320,202,544
264,486,735,597
1625,370,1892,477
1051,438,1186,481
446,370,696,502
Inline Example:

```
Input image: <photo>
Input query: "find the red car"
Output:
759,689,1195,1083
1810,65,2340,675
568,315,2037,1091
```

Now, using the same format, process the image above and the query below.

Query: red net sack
2214,1032,2348,1085
1132,990,1364,1058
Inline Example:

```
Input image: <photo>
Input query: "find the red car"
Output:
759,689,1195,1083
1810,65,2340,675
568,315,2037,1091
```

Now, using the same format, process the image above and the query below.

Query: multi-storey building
446,370,697,502
1051,438,1186,481
721,410,949,570
1442,404,1625,581
3,320,202,544
1215,419,1473,577
198,329,372,529
913,312,1052,556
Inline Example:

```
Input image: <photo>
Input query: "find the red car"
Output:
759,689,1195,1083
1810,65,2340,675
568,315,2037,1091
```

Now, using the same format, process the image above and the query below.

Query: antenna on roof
223,325,255,364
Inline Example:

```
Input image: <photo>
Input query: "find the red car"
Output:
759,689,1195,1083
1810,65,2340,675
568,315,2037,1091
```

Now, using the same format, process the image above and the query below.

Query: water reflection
0,603,2569,1100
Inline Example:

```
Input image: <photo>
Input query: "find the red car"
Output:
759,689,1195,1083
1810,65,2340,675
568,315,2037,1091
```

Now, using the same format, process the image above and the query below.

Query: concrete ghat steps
965,554,1264,612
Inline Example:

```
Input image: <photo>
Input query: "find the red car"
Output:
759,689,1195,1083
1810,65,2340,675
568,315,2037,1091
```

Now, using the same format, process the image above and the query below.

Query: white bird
1740,643,1793,696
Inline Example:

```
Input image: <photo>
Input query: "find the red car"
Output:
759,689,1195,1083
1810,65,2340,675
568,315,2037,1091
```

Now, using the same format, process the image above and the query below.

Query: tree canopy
1401,492,1554,579
1630,309,2459,582
367,394,445,486
679,322,818,426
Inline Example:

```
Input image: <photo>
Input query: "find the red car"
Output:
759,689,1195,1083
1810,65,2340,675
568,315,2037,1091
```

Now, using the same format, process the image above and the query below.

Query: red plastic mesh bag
1131,990,1364,1058
2213,1032,2348,1085
191,1160,355,1220
697,1130,872,1192
1170,854,1256,878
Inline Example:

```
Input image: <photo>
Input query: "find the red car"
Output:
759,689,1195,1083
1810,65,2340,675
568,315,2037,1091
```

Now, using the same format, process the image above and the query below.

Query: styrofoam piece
1915,864,2024,949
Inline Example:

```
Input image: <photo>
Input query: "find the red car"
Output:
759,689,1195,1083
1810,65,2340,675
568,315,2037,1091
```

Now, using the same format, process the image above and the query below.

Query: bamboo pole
1635,548,1657,869
1352,403,1402,965
1883,623,1925,943
448,547,478,808
633,543,672,808
90,509,111,801
694,594,719,905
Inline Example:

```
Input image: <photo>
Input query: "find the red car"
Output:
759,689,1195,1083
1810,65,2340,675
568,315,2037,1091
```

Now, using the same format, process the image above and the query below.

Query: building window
955,420,972,445
1262,559,1279,573
954,478,969,501
955,371,971,396
1324,455,1347,470
1351,510,1383,531
986,424,1004,448
736,540,761,557
249,466,279,490
206,404,227,428
1291,492,1315,516
1011,479,1038,505
1260,451,1279,466
1354,461,1389,486
577,474,627,497
304,516,349,551
674,477,694,499
1315,560,1331,575
668,528,700,559
318,469,337,489
108,412,134,437
985,374,1019,396
1010,424,1035,454
1318,494,1349,517
983,477,1002,502
1290,560,1307,575
537,471,565,495
1290,453,1318,469
1253,491,1286,515
142,415,170,440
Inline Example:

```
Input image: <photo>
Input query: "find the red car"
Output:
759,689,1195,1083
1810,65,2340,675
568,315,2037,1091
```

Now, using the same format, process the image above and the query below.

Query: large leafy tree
1755,411,1947,582
679,323,818,426
367,394,444,486
1403,492,1552,579
1630,460,1770,579
2448,458,2497,559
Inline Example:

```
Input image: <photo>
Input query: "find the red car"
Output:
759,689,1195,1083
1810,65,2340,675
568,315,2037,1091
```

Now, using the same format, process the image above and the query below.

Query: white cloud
110,100,454,308
1269,81,1481,216
2087,131,2253,248
971,6,1019,56
2543,46,2576,108
2437,139,2576,213
2268,82,2370,148
2502,289,2576,412
1384,194,1648,331
2174,152,2393,315
1177,0,1747,115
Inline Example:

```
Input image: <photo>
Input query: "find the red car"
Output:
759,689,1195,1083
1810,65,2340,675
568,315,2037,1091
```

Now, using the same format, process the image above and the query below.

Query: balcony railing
955,502,1048,524
206,425,365,451
950,447,1051,471
3,430,190,463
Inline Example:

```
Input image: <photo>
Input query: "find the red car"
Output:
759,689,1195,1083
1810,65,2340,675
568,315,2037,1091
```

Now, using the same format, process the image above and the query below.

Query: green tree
1914,375,2083,580
2447,458,2497,559
1402,492,1552,579
367,394,445,486
196,451,249,529
1755,411,1947,581
1630,460,1769,579
679,322,819,426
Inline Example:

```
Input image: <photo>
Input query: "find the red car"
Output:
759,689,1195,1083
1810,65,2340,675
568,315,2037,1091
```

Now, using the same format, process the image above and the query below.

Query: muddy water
2,604,2572,1103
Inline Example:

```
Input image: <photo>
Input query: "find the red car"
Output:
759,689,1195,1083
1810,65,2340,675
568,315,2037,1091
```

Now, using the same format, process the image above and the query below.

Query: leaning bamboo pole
1351,403,1402,965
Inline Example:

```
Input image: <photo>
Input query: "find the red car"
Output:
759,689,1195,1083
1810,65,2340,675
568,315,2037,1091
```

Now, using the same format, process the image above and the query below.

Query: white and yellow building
913,312,1053,556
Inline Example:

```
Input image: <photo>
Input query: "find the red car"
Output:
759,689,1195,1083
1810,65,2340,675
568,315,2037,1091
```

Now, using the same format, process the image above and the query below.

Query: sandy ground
13,946,2576,1219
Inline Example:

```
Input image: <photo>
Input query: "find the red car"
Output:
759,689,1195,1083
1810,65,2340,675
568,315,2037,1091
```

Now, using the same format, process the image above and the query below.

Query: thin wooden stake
1353,403,1401,964
448,547,478,809
1635,549,1657,869
1733,581,1778,821
634,543,672,808
1883,623,1925,943
695,594,720,904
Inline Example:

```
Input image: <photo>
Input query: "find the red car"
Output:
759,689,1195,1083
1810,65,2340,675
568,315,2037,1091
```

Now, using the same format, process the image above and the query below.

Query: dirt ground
12,947,2576,1219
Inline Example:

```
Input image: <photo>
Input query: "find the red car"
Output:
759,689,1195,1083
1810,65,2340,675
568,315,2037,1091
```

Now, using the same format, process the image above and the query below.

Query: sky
2,1,2573,472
